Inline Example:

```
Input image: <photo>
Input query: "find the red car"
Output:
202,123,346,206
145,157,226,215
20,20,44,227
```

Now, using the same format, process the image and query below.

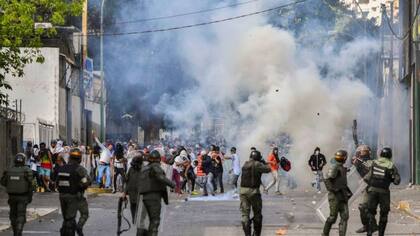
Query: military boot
76,226,84,236
338,219,347,236
253,224,262,236
15,223,24,236
136,228,148,236
242,221,251,236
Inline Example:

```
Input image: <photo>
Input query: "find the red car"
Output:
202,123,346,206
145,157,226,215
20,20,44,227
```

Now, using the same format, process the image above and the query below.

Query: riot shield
135,195,167,234
316,166,367,222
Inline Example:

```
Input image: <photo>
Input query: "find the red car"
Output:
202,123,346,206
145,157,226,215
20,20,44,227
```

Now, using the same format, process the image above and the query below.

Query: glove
260,159,266,165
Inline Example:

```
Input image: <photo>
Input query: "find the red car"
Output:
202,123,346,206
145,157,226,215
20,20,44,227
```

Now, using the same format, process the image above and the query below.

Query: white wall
6,48,60,143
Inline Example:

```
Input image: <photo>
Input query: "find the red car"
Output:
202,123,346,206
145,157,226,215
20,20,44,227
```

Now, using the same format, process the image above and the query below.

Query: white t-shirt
173,155,188,172
231,154,241,175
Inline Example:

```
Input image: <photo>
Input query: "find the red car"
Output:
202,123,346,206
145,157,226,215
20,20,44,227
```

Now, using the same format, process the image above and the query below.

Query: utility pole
413,0,420,184
100,0,106,142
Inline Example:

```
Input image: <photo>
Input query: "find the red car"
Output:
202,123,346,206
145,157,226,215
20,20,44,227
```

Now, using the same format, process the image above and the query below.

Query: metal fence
0,104,23,174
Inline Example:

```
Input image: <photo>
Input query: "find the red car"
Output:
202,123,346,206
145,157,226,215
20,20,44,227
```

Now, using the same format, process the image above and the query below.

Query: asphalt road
1,187,420,236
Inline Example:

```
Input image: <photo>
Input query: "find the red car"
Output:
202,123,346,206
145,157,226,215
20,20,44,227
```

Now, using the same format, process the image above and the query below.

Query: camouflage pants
322,193,349,236
367,190,390,236
8,195,30,236
240,187,263,236
59,193,81,236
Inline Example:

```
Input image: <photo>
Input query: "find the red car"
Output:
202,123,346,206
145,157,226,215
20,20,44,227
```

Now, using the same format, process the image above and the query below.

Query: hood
180,150,188,157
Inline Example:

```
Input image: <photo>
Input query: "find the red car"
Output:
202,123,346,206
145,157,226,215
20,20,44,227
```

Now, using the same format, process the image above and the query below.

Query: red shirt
267,153,279,171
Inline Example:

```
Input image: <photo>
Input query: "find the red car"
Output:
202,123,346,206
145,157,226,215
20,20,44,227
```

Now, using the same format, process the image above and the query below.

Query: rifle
117,197,131,236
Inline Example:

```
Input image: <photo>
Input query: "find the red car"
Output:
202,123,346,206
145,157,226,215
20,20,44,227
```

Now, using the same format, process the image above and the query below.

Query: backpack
280,156,291,172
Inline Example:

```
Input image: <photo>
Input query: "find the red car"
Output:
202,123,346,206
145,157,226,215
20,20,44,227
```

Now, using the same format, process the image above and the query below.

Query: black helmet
149,150,161,162
250,150,262,161
334,150,348,163
69,148,82,163
380,147,392,159
15,153,26,166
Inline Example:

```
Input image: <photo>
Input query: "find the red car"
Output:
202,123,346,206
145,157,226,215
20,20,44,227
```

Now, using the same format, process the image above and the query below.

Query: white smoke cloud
108,0,383,183
157,22,375,183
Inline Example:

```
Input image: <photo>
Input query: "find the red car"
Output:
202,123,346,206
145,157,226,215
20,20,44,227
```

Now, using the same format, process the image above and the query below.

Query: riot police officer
240,150,271,236
55,148,91,236
322,150,352,236
351,145,377,233
122,151,144,223
1,153,33,236
138,150,175,236
365,147,400,236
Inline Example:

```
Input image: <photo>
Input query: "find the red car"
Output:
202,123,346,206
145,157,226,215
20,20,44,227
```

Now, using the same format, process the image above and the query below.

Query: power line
110,0,260,25
92,0,307,37
383,3,420,41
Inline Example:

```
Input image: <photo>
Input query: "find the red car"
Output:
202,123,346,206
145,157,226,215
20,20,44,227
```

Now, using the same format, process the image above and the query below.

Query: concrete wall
6,48,60,144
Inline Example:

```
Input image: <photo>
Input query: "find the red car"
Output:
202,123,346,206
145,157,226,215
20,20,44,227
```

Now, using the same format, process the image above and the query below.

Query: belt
100,162,110,166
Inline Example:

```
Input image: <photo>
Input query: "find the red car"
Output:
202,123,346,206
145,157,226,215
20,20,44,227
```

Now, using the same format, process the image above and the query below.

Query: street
1,186,420,236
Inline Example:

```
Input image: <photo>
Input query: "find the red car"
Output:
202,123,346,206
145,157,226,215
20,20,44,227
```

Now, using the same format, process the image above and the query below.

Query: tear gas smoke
102,0,409,184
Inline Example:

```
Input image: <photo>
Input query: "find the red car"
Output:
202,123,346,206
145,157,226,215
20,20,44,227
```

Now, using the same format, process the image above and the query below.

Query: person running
264,147,281,194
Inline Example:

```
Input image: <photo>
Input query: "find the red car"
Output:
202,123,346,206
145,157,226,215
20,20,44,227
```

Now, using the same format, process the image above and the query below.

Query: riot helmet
14,153,26,166
357,144,371,159
149,150,161,163
69,148,82,163
250,150,262,161
334,150,348,163
380,147,392,159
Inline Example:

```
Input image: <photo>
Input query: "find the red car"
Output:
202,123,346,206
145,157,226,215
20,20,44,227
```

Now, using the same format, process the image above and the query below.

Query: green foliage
0,0,83,106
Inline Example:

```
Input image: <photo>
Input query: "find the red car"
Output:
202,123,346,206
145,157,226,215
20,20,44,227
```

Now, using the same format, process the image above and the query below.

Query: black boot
15,223,23,236
242,221,251,236
136,228,148,236
253,225,262,236
76,226,84,236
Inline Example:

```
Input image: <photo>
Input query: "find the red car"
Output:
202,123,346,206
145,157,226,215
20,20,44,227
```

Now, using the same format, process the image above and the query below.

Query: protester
264,147,281,195
212,146,224,193
308,147,327,193
224,147,241,193
94,135,113,189
38,142,52,192
113,143,127,193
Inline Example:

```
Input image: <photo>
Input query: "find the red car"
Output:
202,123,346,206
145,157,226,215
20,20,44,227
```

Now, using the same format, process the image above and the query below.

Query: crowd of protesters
22,133,299,197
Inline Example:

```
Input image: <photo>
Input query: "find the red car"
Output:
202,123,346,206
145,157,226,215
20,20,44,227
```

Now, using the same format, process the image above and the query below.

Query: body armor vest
57,164,82,194
138,163,167,194
240,160,261,189
369,162,392,189
5,167,31,194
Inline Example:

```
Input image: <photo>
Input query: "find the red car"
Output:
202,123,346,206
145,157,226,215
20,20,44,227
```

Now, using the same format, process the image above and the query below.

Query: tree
0,0,83,105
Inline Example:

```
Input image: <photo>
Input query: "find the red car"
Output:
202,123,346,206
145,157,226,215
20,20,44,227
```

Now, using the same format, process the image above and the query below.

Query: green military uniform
138,162,175,236
1,164,33,236
364,157,400,236
322,162,351,236
56,160,91,236
353,157,375,233
125,165,143,223
240,158,271,236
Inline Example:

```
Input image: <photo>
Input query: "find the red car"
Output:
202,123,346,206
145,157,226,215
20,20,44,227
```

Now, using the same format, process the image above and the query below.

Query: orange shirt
267,153,279,171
